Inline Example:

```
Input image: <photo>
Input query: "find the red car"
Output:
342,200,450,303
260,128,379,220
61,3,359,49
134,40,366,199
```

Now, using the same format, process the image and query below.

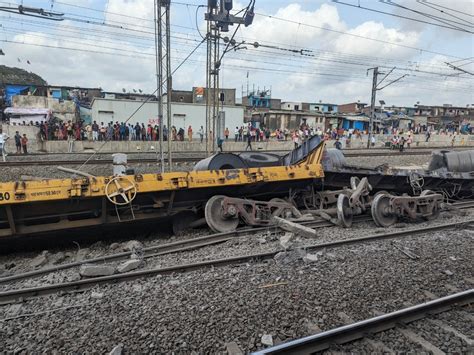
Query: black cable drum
193,153,247,171
238,152,282,168
322,148,346,170
444,150,474,172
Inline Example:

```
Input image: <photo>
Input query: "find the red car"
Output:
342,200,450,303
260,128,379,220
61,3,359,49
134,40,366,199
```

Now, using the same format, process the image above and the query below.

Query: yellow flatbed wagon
0,144,325,239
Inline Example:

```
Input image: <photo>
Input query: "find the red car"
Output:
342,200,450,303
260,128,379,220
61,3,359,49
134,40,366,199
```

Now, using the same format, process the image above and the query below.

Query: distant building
241,90,281,109
338,102,367,114
251,110,325,131
307,102,338,114
281,102,303,111
192,87,236,106
90,97,244,137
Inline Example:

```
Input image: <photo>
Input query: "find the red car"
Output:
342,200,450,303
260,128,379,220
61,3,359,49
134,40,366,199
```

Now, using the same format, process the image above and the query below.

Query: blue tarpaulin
5,85,30,105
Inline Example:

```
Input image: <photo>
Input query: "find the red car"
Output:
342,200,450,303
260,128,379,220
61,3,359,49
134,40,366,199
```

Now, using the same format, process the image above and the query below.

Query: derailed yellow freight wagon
0,143,325,239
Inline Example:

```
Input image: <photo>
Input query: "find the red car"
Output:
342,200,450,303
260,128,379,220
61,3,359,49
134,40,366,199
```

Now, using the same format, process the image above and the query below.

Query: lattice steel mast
155,0,172,170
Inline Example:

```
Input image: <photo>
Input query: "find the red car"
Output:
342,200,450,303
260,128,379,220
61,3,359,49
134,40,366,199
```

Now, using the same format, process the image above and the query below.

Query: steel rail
2,199,474,285
0,216,370,285
3,145,473,157
252,289,474,355
0,149,464,167
0,218,472,305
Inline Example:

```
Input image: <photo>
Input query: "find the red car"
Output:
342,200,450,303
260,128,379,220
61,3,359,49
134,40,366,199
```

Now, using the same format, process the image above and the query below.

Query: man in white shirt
0,128,10,161
198,126,204,143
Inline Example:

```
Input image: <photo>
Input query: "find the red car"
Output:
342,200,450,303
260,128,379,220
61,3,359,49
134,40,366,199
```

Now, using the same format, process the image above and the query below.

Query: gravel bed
409,317,471,353
0,219,472,353
0,150,437,181
1,210,472,292
435,310,474,336
3,152,207,162
0,162,194,182
345,154,432,169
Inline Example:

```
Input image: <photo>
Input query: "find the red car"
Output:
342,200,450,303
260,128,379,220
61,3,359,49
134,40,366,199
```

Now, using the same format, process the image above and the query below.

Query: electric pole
367,67,378,149
204,0,255,155
155,0,172,170
367,67,408,148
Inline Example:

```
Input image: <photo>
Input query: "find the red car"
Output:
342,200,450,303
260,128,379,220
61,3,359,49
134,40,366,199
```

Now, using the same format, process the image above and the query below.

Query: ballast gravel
0,223,472,353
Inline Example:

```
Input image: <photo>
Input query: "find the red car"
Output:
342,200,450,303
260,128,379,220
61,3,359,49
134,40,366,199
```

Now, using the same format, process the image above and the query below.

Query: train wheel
204,195,240,233
371,193,397,227
337,194,353,228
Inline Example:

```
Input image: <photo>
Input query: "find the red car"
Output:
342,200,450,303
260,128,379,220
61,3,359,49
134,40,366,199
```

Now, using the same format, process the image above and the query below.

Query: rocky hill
0,65,47,86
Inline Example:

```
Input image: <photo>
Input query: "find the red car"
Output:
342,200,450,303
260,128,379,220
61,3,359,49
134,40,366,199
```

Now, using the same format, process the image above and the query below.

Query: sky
0,0,473,107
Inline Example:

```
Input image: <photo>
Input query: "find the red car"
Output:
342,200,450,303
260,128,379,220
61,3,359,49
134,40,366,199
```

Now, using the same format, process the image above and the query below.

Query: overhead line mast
155,0,172,171
204,0,255,154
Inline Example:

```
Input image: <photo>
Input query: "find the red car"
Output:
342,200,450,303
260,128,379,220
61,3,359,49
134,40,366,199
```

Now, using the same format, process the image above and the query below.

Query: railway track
0,216,370,285
0,217,472,305
2,198,473,286
0,148,465,167
252,289,474,354
1,199,473,287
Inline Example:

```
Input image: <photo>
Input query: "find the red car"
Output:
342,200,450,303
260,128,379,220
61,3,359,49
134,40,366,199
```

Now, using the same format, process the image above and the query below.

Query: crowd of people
0,128,29,157
2,119,468,157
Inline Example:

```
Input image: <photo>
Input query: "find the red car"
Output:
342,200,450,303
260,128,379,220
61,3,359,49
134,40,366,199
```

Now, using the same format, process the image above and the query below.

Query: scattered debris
51,251,67,265
79,264,115,277
108,343,123,355
393,244,420,260
225,341,244,355
30,251,49,268
123,240,143,251
6,304,22,317
116,259,143,273
91,292,104,299
261,334,273,347
274,249,306,265
272,216,317,238
279,232,295,250
75,248,90,262
110,242,121,250
303,253,319,263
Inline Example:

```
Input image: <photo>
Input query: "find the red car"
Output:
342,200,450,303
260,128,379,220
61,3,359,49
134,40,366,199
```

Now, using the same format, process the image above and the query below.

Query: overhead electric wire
73,35,207,173
3,10,470,81
422,0,474,18
1,1,468,73
1,0,467,61
1,0,471,97
4,21,471,88
416,0,474,26
380,0,473,33
254,10,470,59
333,0,473,34
6,22,468,86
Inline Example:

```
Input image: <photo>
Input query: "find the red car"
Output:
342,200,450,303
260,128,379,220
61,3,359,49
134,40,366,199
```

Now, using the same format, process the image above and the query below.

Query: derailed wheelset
371,190,443,227
204,195,302,233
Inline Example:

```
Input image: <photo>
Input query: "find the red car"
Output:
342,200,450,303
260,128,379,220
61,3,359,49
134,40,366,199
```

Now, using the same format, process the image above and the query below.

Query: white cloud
1,1,472,106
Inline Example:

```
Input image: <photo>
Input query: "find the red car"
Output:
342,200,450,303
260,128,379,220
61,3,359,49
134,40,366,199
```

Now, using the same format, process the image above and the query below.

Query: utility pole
154,0,164,172
205,0,255,155
205,3,220,154
155,0,172,170
367,67,408,148
367,67,378,149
